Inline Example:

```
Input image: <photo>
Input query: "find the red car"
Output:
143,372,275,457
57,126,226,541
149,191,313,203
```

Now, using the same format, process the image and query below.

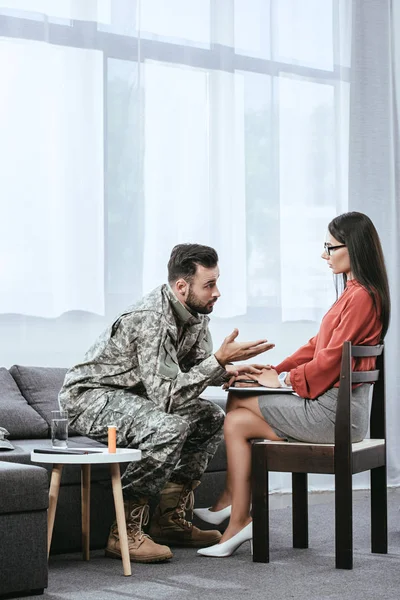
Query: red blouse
274,280,382,400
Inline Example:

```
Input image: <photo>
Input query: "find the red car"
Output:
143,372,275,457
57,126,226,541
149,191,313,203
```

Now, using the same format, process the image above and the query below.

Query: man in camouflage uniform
59,244,272,563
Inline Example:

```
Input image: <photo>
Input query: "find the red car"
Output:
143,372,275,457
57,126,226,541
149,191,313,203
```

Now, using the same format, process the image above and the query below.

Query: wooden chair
251,341,386,569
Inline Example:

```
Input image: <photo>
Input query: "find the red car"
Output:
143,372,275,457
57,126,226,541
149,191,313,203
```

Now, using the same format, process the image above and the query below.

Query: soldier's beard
186,286,216,315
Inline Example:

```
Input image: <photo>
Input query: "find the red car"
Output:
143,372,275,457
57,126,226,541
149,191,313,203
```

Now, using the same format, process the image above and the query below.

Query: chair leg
251,444,269,563
335,468,353,569
292,473,308,548
371,466,388,554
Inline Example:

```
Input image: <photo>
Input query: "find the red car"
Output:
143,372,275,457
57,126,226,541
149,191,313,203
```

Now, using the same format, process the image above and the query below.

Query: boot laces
175,489,194,528
127,504,151,541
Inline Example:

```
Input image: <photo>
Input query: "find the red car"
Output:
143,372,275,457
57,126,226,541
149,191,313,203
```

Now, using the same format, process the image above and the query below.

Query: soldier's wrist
214,351,227,367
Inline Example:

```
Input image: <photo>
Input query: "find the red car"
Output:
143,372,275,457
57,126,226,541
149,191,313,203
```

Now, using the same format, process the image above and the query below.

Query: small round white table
31,447,141,577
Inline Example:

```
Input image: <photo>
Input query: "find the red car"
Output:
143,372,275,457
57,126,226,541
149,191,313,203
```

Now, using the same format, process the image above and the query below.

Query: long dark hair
328,212,390,339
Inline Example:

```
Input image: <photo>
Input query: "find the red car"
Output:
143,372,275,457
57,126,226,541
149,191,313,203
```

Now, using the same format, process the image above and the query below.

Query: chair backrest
335,341,385,451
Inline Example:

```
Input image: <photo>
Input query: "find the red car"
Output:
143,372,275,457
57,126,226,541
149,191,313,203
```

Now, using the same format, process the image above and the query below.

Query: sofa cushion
0,368,48,439
9,365,68,429
206,439,227,472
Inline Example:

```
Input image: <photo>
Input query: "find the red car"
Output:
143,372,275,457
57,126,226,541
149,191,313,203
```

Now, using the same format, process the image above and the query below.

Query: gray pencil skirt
258,384,371,443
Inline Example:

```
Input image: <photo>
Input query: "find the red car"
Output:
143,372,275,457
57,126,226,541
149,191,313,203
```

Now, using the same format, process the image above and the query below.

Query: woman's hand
223,364,272,390
256,368,280,388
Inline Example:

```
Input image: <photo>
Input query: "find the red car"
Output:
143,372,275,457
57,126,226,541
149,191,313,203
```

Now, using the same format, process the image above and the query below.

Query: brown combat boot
149,481,222,548
105,499,173,563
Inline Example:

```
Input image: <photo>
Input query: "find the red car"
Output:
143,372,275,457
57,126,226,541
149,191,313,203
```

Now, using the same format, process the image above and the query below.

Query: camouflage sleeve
183,324,230,387
136,311,227,410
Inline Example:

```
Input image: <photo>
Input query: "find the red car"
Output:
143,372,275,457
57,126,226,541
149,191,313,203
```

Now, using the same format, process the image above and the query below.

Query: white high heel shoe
193,505,232,525
197,522,252,557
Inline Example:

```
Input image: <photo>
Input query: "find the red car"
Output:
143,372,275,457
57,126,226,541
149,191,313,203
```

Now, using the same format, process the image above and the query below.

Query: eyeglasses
324,243,346,256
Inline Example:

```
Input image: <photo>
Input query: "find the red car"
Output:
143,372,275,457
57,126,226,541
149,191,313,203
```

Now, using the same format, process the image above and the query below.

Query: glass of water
51,410,68,449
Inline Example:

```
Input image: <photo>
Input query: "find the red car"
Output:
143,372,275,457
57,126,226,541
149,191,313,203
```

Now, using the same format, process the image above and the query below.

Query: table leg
81,464,91,561
47,464,63,558
110,463,131,576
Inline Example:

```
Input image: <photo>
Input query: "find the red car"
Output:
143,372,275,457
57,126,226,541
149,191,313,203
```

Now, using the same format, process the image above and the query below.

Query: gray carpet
24,488,400,600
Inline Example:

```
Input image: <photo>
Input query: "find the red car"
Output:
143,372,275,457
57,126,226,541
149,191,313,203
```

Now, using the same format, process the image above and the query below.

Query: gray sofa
0,365,227,598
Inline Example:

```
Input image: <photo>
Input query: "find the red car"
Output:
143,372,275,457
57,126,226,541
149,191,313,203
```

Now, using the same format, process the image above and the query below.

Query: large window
0,0,350,364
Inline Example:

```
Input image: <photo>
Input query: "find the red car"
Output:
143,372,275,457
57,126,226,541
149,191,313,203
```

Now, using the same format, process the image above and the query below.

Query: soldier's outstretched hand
214,329,274,367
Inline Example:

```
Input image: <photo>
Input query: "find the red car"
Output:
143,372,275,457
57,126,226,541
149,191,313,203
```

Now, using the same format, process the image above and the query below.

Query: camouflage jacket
59,285,228,419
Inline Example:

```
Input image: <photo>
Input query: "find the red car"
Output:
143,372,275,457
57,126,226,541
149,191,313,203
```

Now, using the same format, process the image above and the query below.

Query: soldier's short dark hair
167,244,219,283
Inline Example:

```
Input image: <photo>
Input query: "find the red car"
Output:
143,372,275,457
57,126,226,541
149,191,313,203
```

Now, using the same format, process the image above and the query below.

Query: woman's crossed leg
214,392,283,544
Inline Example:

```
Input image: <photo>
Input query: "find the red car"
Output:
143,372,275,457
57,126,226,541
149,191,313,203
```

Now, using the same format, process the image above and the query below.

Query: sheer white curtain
0,0,349,325
140,0,351,323
1,1,397,489
349,0,400,486
0,38,104,317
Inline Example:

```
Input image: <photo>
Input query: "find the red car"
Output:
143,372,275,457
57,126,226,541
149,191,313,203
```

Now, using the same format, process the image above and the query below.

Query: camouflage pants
86,391,225,499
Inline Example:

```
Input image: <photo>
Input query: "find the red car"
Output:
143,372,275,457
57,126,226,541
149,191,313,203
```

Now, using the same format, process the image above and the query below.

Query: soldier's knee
195,401,225,439
161,414,190,440
206,401,225,429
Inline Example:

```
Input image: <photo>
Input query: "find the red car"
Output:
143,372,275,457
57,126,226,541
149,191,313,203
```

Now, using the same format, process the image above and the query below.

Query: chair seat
252,438,385,474
254,438,384,448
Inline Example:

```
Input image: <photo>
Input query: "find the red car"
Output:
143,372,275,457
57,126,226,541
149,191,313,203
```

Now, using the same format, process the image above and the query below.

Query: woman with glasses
196,211,390,558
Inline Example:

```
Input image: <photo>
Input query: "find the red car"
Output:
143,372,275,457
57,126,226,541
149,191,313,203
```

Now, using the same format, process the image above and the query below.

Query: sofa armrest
0,461,48,514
